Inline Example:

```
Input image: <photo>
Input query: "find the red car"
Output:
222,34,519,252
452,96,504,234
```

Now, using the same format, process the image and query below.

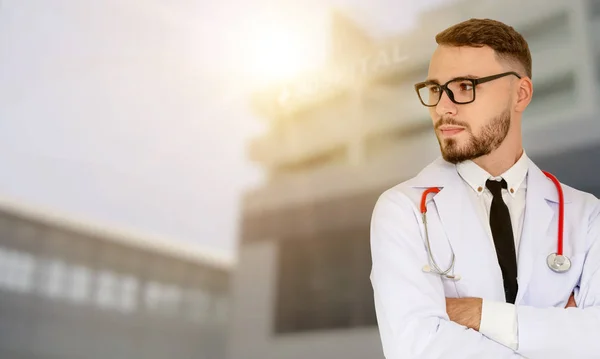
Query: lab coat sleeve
515,201,600,359
370,190,524,359
480,300,518,349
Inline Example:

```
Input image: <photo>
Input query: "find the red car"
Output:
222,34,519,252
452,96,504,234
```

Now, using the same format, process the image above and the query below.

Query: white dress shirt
455,151,530,349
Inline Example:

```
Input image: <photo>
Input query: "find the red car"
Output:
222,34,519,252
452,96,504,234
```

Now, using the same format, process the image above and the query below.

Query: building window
66,264,91,304
0,247,36,293
275,229,376,334
39,258,67,299
95,271,141,313
144,281,181,317
95,270,119,309
119,275,139,313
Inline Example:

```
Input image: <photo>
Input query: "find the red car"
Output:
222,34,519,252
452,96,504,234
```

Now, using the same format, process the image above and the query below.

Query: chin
441,137,463,149
440,141,472,164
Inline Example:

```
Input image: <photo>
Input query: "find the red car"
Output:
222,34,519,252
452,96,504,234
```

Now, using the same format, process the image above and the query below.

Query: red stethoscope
420,171,570,281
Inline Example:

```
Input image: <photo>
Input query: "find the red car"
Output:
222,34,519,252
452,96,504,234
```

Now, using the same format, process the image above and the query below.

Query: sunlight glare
242,16,324,88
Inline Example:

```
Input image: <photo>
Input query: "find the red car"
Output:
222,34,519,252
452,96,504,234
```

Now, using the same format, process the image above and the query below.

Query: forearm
371,192,526,359
474,294,600,358
446,297,482,331
374,294,525,359
446,295,595,356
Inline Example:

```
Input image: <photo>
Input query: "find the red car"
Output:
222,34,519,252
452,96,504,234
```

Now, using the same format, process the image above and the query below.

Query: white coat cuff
479,299,518,350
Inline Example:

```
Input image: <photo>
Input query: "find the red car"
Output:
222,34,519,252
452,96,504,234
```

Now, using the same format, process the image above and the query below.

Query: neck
472,138,523,177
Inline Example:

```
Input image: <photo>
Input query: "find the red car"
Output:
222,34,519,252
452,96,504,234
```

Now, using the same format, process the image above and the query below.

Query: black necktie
486,179,518,304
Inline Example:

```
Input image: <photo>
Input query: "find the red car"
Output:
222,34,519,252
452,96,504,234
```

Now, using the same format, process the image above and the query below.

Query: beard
436,108,511,164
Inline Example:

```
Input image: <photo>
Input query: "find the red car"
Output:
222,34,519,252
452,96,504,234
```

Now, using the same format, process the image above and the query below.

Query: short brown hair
435,18,532,79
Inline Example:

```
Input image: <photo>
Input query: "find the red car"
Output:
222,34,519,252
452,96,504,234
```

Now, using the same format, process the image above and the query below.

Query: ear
514,76,533,113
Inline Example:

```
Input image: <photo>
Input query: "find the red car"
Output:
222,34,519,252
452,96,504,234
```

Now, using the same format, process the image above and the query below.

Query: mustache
435,117,470,130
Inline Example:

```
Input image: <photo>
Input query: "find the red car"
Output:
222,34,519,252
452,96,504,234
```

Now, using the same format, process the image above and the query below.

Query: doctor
370,18,600,359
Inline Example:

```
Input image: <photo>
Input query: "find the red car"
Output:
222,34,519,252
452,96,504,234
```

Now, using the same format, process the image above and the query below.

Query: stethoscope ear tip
422,265,462,281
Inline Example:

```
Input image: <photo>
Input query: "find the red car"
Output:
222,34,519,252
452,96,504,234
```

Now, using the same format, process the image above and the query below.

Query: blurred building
0,196,232,359
232,1,600,359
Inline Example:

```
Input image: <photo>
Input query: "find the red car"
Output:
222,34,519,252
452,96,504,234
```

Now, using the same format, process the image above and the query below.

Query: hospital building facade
230,1,600,358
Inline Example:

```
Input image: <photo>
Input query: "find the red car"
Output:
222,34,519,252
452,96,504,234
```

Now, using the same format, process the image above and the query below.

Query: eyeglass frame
414,71,522,107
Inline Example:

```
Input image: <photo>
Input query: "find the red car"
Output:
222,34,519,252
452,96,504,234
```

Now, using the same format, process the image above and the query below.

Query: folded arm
370,190,524,359
444,201,600,359
513,201,600,359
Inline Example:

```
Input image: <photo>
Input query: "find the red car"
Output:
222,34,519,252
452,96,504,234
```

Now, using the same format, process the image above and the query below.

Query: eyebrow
425,74,482,83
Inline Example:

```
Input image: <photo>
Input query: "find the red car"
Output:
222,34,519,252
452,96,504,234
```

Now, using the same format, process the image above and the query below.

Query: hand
565,292,577,308
445,297,482,331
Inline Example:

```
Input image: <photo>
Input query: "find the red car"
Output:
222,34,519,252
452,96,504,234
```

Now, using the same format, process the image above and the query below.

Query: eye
427,85,441,94
458,82,474,91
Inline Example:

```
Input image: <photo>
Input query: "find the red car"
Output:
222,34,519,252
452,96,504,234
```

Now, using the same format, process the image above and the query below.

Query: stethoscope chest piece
547,253,571,273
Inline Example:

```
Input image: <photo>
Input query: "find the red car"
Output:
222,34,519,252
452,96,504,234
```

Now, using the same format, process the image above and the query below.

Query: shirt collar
456,151,529,198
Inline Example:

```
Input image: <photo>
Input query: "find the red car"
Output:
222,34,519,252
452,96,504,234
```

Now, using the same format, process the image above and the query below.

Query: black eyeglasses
414,71,522,107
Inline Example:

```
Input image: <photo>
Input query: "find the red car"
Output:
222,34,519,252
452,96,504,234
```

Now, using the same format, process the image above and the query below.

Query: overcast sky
0,0,452,259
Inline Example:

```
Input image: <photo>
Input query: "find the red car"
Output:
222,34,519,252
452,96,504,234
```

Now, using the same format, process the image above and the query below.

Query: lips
439,127,465,136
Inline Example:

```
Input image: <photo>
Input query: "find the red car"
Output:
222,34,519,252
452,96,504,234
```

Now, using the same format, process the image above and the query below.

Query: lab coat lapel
411,158,499,292
431,176,464,256
515,161,557,303
409,158,465,250
432,168,506,298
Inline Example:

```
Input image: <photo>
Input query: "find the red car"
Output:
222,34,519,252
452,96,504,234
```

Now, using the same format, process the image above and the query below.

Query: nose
435,89,457,117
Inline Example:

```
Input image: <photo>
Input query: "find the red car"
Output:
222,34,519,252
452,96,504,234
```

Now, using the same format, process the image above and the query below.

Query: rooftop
0,194,236,270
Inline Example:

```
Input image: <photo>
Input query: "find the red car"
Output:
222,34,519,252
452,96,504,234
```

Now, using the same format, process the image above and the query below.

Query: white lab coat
370,157,600,359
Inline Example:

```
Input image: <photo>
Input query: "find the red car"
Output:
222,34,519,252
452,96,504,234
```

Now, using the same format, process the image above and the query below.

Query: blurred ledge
0,194,236,269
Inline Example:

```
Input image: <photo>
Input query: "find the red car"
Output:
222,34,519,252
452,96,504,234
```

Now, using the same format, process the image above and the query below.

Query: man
369,18,600,359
